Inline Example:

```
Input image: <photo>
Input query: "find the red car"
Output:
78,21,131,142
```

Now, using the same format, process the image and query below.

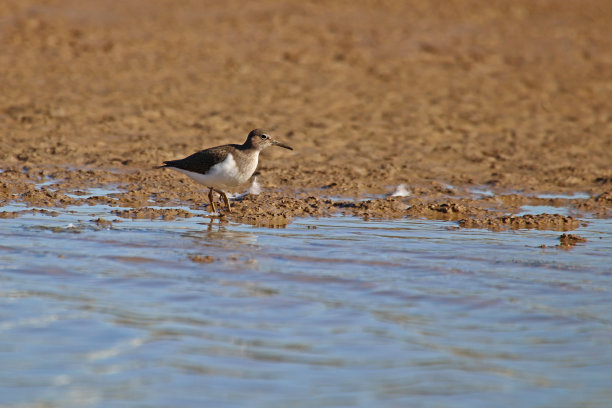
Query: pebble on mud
93,218,113,229
189,255,214,263
557,233,587,249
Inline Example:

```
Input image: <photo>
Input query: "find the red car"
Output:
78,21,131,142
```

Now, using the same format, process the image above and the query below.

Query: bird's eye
261,134,268,139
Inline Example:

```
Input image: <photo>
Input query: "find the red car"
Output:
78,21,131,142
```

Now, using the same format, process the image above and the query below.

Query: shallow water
1,202,611,408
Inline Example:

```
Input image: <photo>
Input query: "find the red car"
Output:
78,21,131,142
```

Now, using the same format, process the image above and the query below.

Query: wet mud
458,213,582,232
1,0,611,231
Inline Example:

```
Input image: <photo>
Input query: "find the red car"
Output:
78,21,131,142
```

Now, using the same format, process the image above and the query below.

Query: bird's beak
272,139,293,150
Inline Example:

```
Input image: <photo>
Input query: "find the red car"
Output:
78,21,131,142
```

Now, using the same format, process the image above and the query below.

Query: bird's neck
233,145,261,160
239,141,263,153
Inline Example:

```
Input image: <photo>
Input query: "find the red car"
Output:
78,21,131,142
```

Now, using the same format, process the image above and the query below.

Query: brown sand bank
1,0,611,227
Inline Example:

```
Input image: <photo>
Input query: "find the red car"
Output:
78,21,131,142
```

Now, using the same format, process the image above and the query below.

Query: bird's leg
220,191,231,213
213,189,231,213
207,187,217,214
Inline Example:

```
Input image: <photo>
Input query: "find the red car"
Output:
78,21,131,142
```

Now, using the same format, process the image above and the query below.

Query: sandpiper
159,129,293,213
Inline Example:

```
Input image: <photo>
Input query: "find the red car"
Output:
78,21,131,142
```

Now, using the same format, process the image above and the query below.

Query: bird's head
246,129,293,151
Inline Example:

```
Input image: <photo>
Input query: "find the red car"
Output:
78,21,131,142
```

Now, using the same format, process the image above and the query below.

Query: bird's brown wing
161,146,231,174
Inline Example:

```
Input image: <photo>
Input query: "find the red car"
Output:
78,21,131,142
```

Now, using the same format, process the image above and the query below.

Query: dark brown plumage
160,146,232,175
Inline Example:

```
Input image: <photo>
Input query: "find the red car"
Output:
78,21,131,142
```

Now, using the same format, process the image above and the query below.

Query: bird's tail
154,162,172,169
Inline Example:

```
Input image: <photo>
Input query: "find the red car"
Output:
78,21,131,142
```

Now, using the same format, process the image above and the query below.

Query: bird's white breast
173,153,258,189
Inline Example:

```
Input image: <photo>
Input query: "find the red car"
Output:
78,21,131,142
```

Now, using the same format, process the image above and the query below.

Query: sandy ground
1,0,611,228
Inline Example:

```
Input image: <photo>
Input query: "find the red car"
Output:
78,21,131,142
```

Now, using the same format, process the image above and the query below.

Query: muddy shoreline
0,165,607,232
1,1,610,231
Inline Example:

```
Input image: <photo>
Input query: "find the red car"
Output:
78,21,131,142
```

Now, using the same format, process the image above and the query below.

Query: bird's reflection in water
183,217,259,248
199,216,229,232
